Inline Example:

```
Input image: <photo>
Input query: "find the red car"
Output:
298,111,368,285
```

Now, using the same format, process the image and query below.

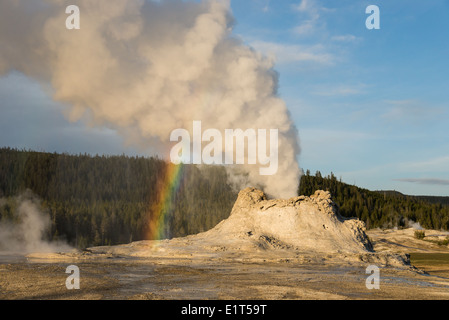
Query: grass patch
414,230,425,240
409,253,449,278
413,230,449,246
425,237,449,246
410,253,449,266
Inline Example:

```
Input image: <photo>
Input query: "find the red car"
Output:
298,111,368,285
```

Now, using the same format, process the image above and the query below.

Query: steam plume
0,0,301,198
0,192,71,253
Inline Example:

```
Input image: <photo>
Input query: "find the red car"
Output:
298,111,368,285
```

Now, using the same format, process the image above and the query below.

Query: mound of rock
197,187,373,254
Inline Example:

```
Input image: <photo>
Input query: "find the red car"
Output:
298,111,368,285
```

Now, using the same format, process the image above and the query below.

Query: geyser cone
201,187,374,254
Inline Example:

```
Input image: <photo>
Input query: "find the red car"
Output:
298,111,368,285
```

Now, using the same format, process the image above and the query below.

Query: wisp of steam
0,0,301,199
0,192,71,253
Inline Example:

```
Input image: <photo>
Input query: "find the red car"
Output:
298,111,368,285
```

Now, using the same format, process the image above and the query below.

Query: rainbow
146,162,185,240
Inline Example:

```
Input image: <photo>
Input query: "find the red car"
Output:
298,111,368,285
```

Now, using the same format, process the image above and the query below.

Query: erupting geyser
0,0,301,199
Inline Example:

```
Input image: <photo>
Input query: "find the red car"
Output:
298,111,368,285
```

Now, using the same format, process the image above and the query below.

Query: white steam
0,193,71,253
407,220,424,230
0,0,301,198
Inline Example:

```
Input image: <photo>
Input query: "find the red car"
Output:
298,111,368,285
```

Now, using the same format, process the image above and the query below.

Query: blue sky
230,0,449,196
1,0,448,196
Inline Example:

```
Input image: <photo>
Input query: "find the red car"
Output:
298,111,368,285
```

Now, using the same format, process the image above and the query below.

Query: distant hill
374,190,406,198
374,190,449,207
299,171,449,231
413,195,449,206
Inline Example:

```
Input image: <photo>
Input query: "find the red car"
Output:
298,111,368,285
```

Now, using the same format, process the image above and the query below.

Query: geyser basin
29,188,411,268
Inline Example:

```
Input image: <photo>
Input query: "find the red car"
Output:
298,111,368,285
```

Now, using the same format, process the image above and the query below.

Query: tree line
299,170,449,231
0,148,237,248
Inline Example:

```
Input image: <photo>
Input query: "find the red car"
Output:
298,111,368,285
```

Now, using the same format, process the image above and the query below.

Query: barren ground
0,227,449,300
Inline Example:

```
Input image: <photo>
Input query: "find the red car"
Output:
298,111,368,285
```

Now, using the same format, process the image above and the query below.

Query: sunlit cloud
291,0,333,36
331,34,360,42
249,40,334,65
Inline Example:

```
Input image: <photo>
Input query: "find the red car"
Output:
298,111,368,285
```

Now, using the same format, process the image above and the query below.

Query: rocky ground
1,246,449,300
1,189,449,300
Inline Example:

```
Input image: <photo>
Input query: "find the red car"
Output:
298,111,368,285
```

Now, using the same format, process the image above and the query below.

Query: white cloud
293,21,316,35
291,0,333,36
311,83,367,96
331,34,360,42
293,0,322,17
249,40,334,65
293,0,311,13
292,1,319,36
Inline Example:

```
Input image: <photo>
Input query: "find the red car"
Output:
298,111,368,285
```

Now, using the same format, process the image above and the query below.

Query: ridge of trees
0,147,237,248
299,170,449,231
